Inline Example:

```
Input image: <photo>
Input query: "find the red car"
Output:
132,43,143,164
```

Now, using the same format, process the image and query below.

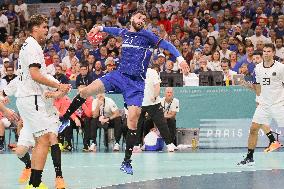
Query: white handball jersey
255,60,284,106
16,36,47,97
142,68,161,106
3,76,18,96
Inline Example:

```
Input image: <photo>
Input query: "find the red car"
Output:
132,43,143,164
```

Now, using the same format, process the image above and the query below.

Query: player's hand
44,91,55,99
3,108,19,121
88,27,100,38
180,60,190,74
1,96,10,104
58,83,71,93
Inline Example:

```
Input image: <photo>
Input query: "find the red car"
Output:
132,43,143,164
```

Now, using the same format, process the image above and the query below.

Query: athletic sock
18,152,31,169
51,144,62,177
266,131,276,144
124,129,137,161
247,149,254,159
0,136,4,145
63,94,86,120
30,169,43,187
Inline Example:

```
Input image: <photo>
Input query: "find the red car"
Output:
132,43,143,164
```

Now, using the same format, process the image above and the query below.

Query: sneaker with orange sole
19,168,31,184
55,176,66,189
264,141,281,153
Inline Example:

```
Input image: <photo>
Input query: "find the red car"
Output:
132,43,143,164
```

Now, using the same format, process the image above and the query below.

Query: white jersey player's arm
0,101,19,121
29,66,60,89
44,90,65,99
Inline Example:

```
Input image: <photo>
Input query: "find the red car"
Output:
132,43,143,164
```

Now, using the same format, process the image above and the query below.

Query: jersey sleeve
3,77,18,96
144,30,162,47
27,47,42,67
103,27,126,37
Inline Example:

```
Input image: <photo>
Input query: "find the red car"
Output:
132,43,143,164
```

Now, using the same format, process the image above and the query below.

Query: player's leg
133,107,146,151
146,103,176,151
16,126,33,184
62,79,105,121
260,124,280,152
120,105,141,174
49,132,66,189
238,105,270,166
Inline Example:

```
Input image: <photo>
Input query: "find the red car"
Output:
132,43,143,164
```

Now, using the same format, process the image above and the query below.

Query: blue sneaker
120,160,133,175
58,118,70,133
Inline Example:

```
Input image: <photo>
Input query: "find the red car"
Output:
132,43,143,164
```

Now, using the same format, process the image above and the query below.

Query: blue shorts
99,70,145,107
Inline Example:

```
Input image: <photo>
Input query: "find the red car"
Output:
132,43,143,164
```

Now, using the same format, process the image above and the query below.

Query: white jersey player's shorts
252,103,284,127
1,117,11,128
16,95,59,138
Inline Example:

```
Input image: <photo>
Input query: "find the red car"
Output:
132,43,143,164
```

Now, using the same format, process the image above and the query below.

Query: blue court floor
0,149,284,189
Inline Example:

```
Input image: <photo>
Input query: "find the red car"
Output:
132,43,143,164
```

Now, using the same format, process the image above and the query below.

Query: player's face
131,13,146,31
37,22,48,41
262,47,275,62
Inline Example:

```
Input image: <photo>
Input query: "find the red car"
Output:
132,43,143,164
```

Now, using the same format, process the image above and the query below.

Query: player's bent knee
250,122,261,134
15,146,29,157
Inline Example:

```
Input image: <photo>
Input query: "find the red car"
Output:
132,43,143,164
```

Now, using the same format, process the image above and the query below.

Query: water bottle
192,138,197,149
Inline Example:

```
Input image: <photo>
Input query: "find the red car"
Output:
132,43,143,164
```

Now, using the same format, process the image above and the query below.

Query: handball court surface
0,148,284,189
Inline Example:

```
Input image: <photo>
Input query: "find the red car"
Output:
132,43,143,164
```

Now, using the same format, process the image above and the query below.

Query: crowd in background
0,0,284,151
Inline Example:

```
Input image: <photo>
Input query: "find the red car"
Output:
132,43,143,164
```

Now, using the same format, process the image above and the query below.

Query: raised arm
89,26,125,37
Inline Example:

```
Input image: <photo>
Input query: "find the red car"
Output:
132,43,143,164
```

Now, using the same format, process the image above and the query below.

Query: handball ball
87,32,104,45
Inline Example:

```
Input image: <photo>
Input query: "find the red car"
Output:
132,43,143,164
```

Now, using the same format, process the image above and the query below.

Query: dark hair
132,10,147,17
6,65,14,70
263,43,275,51
253,50,263,56
27,14,48,32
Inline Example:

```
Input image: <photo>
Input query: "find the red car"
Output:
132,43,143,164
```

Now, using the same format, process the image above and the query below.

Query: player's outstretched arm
0,102,19,121
29,67,70,92
158,40,189,73
89,26,124,37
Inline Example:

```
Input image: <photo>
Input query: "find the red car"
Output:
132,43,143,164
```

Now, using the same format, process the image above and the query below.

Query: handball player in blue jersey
59,11,189,174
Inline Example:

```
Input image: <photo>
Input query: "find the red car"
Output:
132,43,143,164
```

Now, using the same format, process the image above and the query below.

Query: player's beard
131,21,144,31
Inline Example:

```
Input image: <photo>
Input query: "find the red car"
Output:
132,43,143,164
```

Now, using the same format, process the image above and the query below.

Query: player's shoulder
173,98,179,103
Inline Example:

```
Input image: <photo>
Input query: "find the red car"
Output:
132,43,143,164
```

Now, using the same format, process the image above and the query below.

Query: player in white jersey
15,14,70,189
238,44,283,166
3,75,67,188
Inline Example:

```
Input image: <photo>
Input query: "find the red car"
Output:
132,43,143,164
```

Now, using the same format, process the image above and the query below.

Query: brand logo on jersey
272,72,276,76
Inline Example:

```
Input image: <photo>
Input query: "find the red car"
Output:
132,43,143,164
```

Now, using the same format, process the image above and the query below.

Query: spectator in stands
0,49,11,66
1,57,11,77
229,51,238,69
219,39,232,60
106,36,119,56
239,63,254,83
91,93,122,152
183,66,199,86
57,40,68,61
5,4,17,36
233,44,255,74
274,16,284,38
47,54,61,76
202,43,212,61
207,51,222,71
160,87,179,145
222,58,237,85
9,43,19,69
194,57,211,74
190,51,202,72
248,25,271,49
92,60,104,80
54,65,69,84
163,60,174,74
14,0,28,29
104,57,116,74
77,0,91,13
75,64,93,89
0,35,14,55
237,44,246,60
275,37,284,59
62,47,79,69
181,42,193,65
2,65,16,84
255,39,265,51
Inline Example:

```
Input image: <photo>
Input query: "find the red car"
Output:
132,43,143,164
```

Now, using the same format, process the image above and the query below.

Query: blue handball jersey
102,27,161,79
